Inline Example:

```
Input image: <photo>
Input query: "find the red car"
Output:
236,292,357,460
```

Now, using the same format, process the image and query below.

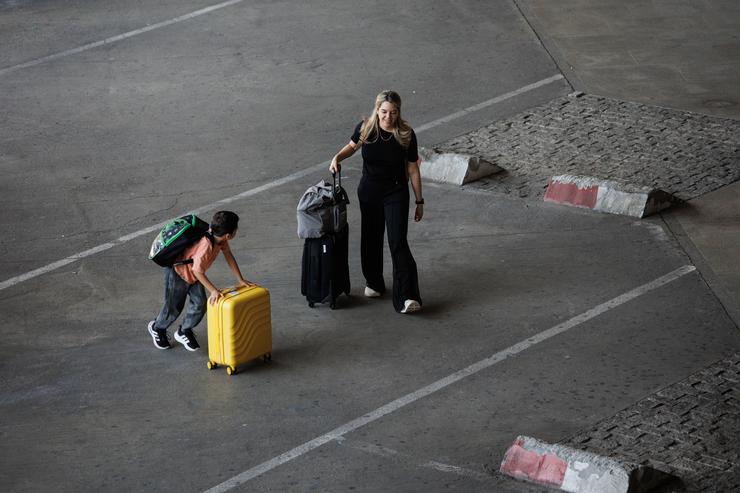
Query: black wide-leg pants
358,182,421,312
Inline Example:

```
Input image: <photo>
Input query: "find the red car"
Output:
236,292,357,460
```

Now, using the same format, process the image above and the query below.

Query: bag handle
332,169,341,199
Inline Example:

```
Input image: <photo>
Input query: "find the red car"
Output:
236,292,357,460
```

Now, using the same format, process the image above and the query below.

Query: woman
330,90,423,314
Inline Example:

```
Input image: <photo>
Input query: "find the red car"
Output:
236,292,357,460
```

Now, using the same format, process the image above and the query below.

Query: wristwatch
415,198,424,205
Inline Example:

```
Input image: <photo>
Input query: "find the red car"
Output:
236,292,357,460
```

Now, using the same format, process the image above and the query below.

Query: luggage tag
224,284,259,296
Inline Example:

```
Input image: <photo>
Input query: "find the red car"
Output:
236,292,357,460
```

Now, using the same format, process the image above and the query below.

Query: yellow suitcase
206,284,272,375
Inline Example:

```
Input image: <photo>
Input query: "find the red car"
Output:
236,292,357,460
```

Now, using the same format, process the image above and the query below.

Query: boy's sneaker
364,286,382,298
148,321,171,350
174,328,200,351
401,299,421,314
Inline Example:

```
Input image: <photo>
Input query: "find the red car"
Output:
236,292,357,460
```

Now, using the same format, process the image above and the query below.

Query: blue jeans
153,267,207,332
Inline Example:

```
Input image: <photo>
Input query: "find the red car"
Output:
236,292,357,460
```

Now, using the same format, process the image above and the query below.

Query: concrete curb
543,174,675,218
419,147,502,185
499,436,676,493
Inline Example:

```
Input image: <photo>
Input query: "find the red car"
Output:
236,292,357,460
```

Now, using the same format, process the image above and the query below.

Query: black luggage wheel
308,301,315,308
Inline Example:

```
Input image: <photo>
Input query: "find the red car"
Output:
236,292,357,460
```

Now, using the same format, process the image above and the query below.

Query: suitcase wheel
330,302,336,310
308,301,315,308
207,361,217,370
227,366,237,376
262,353,272,362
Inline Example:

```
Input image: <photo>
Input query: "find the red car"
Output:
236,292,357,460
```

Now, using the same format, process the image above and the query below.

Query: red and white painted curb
544,174,674,218
500,436,632,492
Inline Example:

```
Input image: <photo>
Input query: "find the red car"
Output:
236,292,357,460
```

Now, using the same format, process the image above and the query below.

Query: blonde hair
359,90,413,148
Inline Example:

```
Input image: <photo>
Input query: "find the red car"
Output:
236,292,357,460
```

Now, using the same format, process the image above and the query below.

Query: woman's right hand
330,142,356,174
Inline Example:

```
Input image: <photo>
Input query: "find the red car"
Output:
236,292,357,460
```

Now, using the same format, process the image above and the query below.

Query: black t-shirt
351,122,419,185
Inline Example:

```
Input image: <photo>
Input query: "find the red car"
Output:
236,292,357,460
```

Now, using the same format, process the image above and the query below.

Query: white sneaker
401,299,421,314
364,286,382,298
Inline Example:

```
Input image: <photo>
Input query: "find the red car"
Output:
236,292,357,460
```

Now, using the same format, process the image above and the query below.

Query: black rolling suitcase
301,224,350,308
298,172,351,309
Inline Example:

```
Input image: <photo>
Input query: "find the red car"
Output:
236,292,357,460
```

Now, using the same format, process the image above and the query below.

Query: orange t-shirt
174,236,229,284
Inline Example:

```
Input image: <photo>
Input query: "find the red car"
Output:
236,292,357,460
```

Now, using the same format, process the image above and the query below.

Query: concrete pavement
498,1,740,490
514,0,740,119
665,180,740,327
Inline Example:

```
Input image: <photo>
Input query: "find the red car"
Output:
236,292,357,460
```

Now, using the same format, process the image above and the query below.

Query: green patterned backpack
149,215,210,267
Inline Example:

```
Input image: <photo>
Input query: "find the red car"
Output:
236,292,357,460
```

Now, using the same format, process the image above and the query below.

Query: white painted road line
337,438,493,482
202,265,696,493
0,0,246,77
0,163,322,292
415,74,564,133
0,74,565,292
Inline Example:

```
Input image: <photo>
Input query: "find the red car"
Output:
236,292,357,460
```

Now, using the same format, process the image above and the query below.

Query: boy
148,210,252,351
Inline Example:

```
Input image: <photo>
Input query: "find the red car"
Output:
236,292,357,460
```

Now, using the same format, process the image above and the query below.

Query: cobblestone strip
560,353,740,492
436,93,740,202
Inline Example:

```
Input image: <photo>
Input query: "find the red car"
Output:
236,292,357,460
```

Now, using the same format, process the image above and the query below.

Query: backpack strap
172,231,215,266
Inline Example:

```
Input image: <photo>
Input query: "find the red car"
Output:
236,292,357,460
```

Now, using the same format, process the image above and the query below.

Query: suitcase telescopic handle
332,169,341,197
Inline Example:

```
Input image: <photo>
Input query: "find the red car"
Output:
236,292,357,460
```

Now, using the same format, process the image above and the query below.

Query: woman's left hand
414,204,424,222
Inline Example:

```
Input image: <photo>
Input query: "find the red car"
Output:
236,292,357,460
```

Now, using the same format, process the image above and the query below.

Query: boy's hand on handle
193,271,222,305
208,289,224,305
238,278,256,288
